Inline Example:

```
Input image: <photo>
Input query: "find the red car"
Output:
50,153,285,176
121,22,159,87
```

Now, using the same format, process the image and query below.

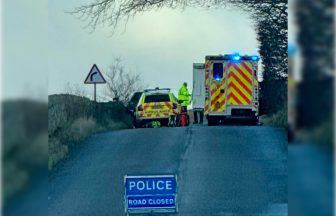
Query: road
49,125,287,216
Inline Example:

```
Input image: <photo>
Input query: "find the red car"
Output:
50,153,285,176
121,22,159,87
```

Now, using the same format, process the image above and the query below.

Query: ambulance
134,88,180,127
204,54,260,125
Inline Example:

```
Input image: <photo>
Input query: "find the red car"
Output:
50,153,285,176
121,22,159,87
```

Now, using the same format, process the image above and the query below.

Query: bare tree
69,0,282,32
70,0,287,114
105,58,146,104
64,82,88,97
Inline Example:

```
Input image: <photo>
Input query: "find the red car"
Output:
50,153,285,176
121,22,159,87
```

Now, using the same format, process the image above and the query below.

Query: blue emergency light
231,53,241,61
224,53,259,61
251,55,259,61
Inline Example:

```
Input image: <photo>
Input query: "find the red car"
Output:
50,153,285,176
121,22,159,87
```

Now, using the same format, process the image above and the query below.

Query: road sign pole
94,83,96,102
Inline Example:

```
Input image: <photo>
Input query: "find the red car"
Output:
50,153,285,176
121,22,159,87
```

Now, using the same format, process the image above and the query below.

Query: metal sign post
94,83,97,102
84,64,106,102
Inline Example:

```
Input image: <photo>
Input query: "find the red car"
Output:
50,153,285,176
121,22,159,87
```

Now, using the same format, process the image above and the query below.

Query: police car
134,88,180,127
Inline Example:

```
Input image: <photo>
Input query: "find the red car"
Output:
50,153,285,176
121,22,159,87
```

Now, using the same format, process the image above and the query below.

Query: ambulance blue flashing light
224,53,259,61
251,55,259,61
231,53,241,61
214,76,221,81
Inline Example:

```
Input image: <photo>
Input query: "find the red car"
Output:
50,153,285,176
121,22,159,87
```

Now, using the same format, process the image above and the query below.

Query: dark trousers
181,106,188,112
193,110,204,124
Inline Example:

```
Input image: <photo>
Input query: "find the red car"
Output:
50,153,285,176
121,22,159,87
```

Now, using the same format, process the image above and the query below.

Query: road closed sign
124,175,177,214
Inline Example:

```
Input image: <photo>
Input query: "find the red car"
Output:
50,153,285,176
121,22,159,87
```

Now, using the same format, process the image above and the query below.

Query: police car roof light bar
144,88,171,93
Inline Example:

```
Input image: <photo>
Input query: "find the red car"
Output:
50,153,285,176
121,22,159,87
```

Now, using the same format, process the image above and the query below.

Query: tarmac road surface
48,125,287,216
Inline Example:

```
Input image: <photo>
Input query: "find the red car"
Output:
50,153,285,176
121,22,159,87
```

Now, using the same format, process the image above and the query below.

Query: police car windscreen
144,94,170,103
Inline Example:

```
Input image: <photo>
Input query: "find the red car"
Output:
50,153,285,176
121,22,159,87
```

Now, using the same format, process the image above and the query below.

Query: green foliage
48,138,69,170
262,108,288,128
295,0,334,128
310,119,334,146
259,78,287,115
298,118,334,147
252,1,287,115
48,94,133,170
68,117,97,143
3,161,29,201
2,100,48,202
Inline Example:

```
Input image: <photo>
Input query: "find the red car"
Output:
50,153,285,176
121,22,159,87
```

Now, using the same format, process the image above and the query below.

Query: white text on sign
129,180,172,191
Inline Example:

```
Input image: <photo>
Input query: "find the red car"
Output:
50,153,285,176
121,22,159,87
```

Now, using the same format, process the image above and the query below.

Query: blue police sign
124,175,178,214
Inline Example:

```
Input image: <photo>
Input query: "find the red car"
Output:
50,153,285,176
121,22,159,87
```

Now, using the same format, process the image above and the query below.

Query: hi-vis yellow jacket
178,85,191,106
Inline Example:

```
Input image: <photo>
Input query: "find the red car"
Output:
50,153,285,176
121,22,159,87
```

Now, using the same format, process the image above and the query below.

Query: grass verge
48,94,132,170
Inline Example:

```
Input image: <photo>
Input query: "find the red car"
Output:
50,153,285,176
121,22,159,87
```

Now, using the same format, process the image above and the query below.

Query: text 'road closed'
128,195,176,208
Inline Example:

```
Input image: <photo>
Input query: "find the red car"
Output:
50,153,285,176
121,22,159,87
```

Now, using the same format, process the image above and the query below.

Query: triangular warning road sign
84,64,106,84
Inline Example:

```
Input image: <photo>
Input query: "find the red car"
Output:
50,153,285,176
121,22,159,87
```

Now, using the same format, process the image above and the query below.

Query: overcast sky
2,0,295,101
2,0,47,100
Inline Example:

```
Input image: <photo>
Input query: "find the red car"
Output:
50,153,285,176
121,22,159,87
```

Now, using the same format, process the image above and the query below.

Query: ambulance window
213,63,223,80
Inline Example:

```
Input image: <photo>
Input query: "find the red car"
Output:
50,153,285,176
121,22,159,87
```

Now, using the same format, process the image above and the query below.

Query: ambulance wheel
252,117,260,126
207,117,217,126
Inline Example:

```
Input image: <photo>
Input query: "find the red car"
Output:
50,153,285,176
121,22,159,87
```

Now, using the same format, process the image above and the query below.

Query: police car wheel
134,121,142,128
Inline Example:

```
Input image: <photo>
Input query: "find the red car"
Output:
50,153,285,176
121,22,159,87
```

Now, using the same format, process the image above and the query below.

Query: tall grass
261,108,288,128
48,94,132,170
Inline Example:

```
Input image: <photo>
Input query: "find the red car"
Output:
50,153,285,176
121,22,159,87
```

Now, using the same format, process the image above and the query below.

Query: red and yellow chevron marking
210,71,226,112
204,60,212,113
213,63,232,112
226,62,253,105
